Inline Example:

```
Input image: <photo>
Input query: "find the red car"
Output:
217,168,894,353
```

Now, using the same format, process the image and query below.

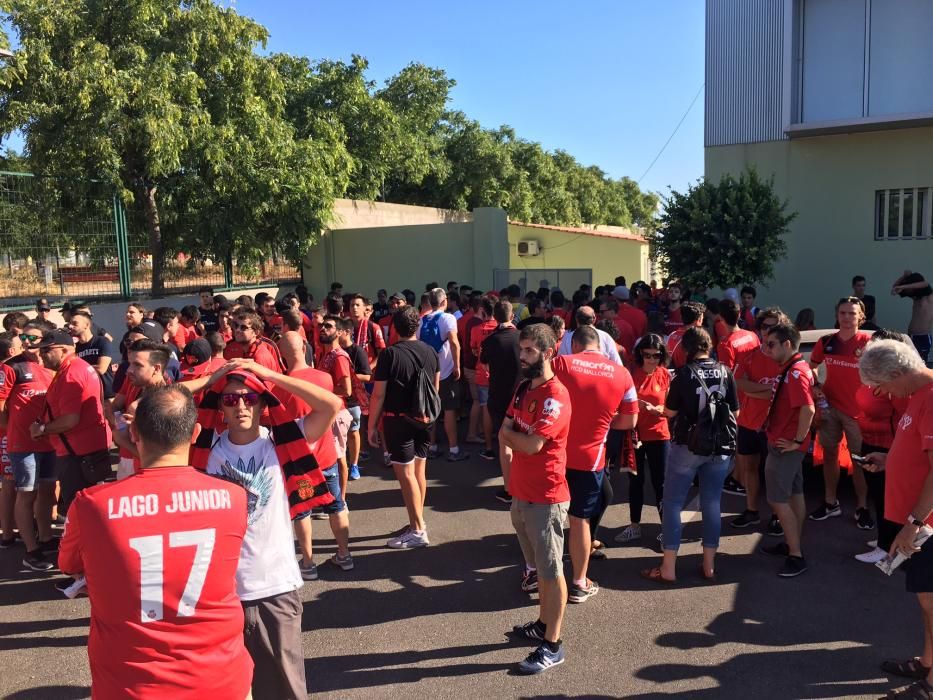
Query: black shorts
383,416,431,465
906,534,933,593
439,375,461,411
736,426,768,457
566,469,605,519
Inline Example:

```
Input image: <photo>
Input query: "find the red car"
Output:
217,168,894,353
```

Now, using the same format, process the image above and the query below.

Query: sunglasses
19,333,41,343
321,323,337,330
232,323,252,332
641,352,661,359
220,392,261,407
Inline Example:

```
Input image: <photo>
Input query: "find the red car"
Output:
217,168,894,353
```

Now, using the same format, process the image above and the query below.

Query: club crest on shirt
855,347,862,357
542,397,563,418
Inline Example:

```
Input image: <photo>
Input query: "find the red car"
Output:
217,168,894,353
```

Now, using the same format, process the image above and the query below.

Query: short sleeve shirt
717,329,761,370
665,359,739,445
632,367,671,441
506,377,572,503
765,358,814,450
735,349,782,431
885,381,933,526
809,331,872,418
373,341,439,415
417,312,458,380
276,368,339,469
5,360,54,453
45,356,112,457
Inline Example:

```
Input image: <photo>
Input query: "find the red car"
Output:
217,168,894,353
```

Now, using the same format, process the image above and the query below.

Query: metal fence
0,171,301,309
493,268,592,297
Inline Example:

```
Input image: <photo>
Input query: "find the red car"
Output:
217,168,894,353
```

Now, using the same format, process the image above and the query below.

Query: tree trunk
140,184,165,296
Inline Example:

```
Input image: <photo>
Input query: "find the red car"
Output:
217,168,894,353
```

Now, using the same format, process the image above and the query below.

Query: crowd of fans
0,269,932,697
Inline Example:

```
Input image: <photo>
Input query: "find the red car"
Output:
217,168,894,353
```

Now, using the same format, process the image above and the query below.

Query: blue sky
6,1,706,198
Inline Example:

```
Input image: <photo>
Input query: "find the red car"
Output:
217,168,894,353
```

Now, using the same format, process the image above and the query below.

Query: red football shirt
885,381,933,526
855,384,909,450
735,349,782,431
353,319,386,366
665,306,683,335
5,360,54,453
809,331,872,418
319,347,353,408
506,376,572,504
470,319,498,386
717,329,761,370
714,318,729,344
44,355,112,457
610,317,636,355
666,327,689,368
632,367,671,441
553,352,638,471
58,467,252,700
765,357,814,451
277,367,340,469
223,338,285,373
617,303,647,339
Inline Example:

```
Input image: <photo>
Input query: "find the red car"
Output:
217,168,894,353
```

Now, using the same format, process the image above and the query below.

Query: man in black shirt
68,310,115,398
337,318,372,483
368,306,439,550
198,287,219,333
481,300,521,503
516,299,548,330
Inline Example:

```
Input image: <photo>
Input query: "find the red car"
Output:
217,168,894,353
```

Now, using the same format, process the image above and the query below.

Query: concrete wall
705,126,933,331
303,208,509,299
507,224,649,288
329,199,473,228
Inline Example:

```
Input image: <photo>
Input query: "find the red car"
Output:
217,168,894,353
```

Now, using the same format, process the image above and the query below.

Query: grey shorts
818,405,862,454
510,499,568,579
764,446,805,504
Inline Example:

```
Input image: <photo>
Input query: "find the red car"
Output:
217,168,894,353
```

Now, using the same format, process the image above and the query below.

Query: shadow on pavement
4,686,90,699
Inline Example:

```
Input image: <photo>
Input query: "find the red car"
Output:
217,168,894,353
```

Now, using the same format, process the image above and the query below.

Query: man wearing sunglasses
1,322,57,571
0,330,24,552
224,311,286,373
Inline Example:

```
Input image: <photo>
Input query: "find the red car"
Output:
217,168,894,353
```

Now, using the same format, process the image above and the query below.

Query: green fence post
224,249,234,289
113,194,131,299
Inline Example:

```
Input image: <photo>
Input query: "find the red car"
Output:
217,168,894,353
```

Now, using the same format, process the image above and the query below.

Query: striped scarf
189,370,333,517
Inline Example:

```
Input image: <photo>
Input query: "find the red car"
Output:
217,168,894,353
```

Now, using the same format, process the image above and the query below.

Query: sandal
640,566,676,584
700,565,716,582
882,658,932,680
882,680,933,699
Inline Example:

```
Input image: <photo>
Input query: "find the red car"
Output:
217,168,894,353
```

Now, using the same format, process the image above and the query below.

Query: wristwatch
38,423,46,435
909,514,925,527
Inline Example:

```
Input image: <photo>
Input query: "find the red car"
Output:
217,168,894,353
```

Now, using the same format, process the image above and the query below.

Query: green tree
654,168,796,289
0,0,349,295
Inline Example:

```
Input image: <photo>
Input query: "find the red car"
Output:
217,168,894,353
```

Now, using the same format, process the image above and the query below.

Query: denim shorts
347,405,362,432
10,451,57,491
476,385,489,407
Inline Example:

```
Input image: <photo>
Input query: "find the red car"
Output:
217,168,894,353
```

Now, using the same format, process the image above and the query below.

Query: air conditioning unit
517,240,541,256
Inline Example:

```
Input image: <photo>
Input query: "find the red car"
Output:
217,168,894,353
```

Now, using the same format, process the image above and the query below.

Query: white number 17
128,529,216,623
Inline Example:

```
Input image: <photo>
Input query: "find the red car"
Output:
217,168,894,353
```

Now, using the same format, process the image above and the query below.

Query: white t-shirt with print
207,424,303,601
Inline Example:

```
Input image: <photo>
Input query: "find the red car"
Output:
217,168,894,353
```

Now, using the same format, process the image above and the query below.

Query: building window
875,188,932,240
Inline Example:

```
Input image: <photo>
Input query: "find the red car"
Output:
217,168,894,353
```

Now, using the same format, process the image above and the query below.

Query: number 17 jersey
58,467,252,700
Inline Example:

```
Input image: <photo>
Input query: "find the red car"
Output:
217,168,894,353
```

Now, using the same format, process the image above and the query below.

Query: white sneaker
867,539,878,548
387,529,429,549
855,546,887,564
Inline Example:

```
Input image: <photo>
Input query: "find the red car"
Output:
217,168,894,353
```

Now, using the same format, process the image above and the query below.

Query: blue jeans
661,443,731,551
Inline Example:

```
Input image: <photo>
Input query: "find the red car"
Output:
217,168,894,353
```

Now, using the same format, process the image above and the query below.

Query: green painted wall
507,224,648,289
705,126,933,331
302,208,509,299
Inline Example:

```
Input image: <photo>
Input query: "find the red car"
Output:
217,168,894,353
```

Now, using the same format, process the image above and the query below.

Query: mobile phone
851,454,868,464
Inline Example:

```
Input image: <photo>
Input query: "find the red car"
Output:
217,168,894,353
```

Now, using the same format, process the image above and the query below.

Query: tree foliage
0,1,658,296
653,169,796,289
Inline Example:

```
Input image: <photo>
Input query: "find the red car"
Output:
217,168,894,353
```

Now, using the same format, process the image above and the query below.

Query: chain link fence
0,171,301,309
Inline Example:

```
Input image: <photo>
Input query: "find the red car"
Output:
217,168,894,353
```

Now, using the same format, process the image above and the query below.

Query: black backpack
397,343,442,429
685,363,737,456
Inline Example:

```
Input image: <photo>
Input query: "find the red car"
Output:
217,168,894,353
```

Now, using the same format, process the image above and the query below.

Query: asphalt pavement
0,450,922,699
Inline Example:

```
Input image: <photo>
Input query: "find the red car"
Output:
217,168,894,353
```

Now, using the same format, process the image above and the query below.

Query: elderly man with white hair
859,339,933,699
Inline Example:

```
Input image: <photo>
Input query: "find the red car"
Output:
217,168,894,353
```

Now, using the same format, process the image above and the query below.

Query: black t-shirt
374,340,439,415
480,325,521,413
76,335,115,398
200,308,219,333
516,316,547,331
344,343,372,408
665,358,739,445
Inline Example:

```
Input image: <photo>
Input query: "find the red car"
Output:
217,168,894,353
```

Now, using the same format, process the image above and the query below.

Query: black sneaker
855,507,876,530
766,515,784,537
809,502,841,521
722,476,747,496
495,490,513,505
778,555,808,577
0,535,18,549
480,449,496,461
512,619,546,641
521,569,539,593
427,446,442,460
759,541,790,557
568,579,599,603
359,451,370,462
38,538,59,553
731,510,761,528
23,550,55,572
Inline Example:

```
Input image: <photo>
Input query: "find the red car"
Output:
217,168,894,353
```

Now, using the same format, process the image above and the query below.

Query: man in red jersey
502,323,572,675
598,298,635,353
58,385,253,700
277,332,352,581
612,286,648,338
667,302,705,369
717,299,761,370
858,339,933,700
348,293,386,370
2,322,57,571
758,324,816,578
224,311,286,372
808,297,873,526
30,329,113,514
664,282,685,335
740,285,760,330
470,296,499,460
731,309,789,535
553,326,638,604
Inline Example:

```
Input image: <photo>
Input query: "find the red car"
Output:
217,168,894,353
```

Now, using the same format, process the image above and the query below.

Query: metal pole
113,193,131,298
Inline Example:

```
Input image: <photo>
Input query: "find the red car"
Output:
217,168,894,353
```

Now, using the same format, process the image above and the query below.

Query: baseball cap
36,300,51,312
183,338,212,365
217,370,281,407
723,288,740,303
612,285,630,301
389,291,405,302
34,329,75,349
130,320,165,343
